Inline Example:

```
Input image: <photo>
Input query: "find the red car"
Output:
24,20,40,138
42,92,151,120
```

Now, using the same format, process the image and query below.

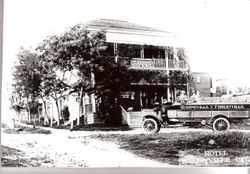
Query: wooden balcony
168,59,187,70
119,58,188,71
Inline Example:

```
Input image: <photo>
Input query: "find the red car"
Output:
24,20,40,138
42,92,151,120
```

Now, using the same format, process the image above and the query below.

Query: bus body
141,101,250,133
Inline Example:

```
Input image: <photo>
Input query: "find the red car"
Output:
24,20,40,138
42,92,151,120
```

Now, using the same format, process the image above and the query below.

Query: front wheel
142,118,160,134
212,117,230,132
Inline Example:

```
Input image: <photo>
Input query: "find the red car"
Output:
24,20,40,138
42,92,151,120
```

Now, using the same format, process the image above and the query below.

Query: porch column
91,94,96,113
167,83,171,101
91,72,96,113
164,47,169,69
165,47,171,101
140,45,144,59
114,43,118,63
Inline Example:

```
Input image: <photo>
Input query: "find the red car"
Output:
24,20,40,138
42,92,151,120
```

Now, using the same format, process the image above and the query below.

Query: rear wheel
142,118,160,134
212,117,230,132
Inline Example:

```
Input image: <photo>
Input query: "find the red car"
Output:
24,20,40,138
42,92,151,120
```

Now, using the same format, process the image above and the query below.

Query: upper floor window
144,45,165,59
117,43,140,58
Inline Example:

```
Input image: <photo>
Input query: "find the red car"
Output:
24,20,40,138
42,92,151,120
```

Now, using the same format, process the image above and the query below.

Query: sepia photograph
1,0,250,169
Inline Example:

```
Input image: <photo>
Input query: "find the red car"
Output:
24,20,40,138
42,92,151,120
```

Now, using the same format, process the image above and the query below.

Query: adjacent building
192,72,213,97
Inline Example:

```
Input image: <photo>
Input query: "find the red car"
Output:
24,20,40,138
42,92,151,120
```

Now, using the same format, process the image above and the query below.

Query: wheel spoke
213,118,229,132
142,119,158,133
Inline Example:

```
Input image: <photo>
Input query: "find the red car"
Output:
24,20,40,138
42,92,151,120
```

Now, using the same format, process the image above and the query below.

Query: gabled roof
78,19,168,33
75,19,182,47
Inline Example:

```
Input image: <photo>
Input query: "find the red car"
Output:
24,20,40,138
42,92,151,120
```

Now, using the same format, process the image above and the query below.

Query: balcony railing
119,58,187,70
168,59,187,69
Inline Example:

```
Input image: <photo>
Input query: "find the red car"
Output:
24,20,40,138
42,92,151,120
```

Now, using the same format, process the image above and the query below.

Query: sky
2,0,250,94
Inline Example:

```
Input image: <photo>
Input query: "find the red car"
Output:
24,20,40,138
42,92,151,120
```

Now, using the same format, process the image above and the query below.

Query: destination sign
180,104,248,110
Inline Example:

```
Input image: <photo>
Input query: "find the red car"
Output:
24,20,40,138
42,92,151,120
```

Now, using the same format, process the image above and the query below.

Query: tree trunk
33,114,36,129
27,104,31,123
55,100,61,127
50,115,53,127
70,120,74,130
41,98,49,125
12,118,16,129
38,107,41,123
50,104,53,127
20,111,23,121
77,88,84,126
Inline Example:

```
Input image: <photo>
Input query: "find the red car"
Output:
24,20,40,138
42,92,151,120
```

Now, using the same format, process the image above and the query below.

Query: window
117,44,140,58
144,45,165,59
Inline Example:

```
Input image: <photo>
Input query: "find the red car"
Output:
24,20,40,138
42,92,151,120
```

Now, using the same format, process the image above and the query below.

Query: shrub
61,106,70,121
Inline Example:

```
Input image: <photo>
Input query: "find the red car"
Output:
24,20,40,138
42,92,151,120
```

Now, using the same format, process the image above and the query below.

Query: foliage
12,48,42,99
36,35,71,98
36,33,84,125
36,26,130,126
128,69,168,84
94,57,130,96
28,100,41,115
11,104,25,113
12,48,42,118
47,26,107,92
169,71,188,86
94,58,130,126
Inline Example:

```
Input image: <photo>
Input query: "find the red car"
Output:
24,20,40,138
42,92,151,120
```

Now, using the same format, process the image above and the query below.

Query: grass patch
1,146,29,167
73,124,132,131
91,131,250,166
231,119,250,130
1,122,9,129
3,126,52,134
1,146,47,167
22,120,132,131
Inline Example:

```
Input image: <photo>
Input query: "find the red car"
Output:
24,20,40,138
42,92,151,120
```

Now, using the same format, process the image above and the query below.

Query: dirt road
1,126,169,167
2,121,250,168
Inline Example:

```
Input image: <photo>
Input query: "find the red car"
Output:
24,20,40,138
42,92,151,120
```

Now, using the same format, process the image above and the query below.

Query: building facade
81,19,190,127
192,72,213,97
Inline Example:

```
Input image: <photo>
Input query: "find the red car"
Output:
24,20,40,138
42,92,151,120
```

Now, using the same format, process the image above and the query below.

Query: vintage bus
141,98,250,133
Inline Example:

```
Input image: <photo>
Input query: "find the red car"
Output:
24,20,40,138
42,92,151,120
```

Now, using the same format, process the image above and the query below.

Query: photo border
0,0,249,173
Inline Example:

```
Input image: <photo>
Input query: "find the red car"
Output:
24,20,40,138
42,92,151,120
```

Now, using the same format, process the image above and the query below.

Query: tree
36,35,71,127
168,70,194,100
12,48,42,127
43,26,115,126
40,26,133,126
94,57,131,126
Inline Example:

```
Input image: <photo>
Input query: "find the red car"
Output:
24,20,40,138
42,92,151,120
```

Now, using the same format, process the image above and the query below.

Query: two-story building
73,19,190,127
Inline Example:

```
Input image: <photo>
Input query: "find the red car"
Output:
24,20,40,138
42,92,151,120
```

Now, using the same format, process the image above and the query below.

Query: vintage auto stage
141,98,250,133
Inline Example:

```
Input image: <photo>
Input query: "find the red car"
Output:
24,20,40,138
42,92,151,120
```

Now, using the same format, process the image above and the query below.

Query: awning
106,31,184,47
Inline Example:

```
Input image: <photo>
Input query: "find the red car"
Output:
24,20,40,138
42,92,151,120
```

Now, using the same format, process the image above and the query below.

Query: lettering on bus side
180,104,246,111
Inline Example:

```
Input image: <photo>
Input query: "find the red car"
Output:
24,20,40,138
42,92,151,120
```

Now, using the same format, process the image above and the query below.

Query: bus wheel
142,118,160,134
212,117,230,132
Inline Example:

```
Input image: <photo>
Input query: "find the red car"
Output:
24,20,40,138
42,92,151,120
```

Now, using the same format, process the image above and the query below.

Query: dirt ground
1,125,169,167
2,121,250,168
